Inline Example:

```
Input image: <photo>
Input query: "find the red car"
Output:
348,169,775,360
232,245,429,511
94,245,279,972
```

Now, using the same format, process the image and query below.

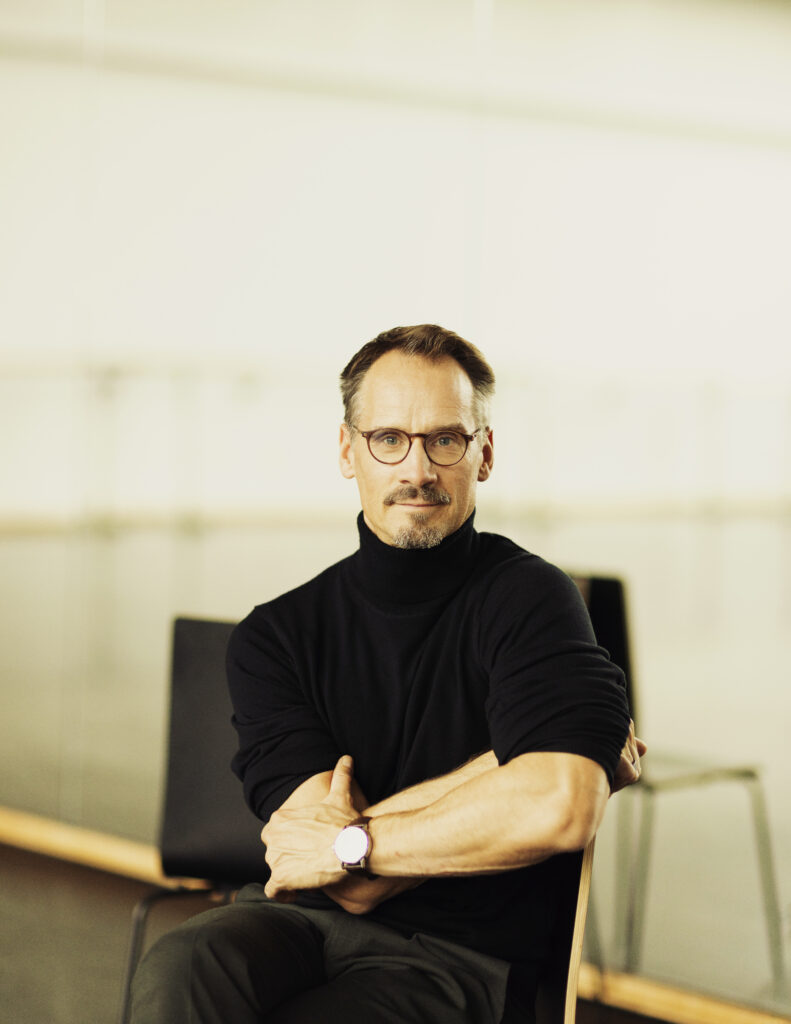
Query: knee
129,913,233,1015
133,915,237,993
130,903,325,1023
130,908,276,1022
129,925,198,1021
136,923,194,980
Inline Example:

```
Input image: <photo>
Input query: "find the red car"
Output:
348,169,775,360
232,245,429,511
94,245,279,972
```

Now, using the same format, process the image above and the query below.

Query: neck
352,511,478,606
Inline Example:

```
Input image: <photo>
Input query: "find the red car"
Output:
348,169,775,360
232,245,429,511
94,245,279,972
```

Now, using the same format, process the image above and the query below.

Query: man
131,324,644,1024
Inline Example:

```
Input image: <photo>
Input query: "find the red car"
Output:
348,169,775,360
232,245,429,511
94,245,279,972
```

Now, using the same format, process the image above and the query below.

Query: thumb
326,754,354,802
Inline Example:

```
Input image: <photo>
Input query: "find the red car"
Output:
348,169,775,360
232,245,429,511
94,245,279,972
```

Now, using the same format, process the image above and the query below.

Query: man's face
339,351,494,548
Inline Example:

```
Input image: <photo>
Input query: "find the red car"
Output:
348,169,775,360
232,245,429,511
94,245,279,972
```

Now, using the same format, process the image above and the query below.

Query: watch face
334,825,369,865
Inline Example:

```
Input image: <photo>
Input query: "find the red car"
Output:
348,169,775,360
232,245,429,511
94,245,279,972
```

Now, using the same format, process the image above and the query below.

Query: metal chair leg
117,887,194,1024
746,777,787,1000
613,785,636,965
624,786,654,973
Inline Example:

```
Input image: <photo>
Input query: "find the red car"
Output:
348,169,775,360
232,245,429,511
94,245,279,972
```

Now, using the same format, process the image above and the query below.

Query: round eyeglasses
357,427,480,467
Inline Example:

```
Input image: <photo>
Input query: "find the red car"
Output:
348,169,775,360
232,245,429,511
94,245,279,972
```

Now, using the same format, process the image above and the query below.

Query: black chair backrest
572,575,636,724
160,617,270,885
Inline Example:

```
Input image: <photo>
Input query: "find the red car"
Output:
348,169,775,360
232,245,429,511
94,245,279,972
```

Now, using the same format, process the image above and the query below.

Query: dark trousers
130,883,528,1024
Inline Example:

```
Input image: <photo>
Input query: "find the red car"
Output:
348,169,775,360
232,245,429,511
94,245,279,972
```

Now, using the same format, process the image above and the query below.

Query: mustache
384,486,451,507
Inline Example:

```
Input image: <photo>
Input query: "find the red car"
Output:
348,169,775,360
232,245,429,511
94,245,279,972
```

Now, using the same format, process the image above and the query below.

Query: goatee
391,513,447,550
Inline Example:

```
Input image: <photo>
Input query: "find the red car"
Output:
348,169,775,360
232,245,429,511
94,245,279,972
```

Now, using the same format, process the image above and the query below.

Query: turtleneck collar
350,510,479,606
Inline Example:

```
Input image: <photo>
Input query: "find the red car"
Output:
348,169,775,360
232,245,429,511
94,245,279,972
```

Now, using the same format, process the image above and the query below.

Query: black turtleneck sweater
227,512,630,976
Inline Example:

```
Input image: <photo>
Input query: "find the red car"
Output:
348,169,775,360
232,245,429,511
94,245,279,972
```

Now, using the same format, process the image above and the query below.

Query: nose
399,437,438,487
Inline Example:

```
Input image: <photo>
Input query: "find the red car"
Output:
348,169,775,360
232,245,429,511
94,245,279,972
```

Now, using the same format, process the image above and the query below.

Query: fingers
610,722,645,793
625,719,647,763
264,880,298,903
627,739,642,781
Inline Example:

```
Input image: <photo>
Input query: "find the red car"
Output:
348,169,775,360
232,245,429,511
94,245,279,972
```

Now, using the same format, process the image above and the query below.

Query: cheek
457,470,476,494
357,467,389,498
455,474,478,507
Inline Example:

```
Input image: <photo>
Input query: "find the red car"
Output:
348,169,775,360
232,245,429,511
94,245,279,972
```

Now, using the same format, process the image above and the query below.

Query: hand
263,754,359,902
323,873,423,916
610,719,647,794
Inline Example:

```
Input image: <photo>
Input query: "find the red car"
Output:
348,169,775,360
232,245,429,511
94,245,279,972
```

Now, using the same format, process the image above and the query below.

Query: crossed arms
262,722,645,914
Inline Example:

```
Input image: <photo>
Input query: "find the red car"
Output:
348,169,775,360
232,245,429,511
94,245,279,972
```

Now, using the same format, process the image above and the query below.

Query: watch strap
340,816,378,878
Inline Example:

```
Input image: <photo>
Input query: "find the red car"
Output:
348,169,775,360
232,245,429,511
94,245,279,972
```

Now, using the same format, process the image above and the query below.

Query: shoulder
470,532,593,648
228,552,354,659
474,531,582,608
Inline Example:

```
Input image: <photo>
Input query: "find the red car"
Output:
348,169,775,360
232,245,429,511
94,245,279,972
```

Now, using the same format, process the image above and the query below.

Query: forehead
356,352,476,427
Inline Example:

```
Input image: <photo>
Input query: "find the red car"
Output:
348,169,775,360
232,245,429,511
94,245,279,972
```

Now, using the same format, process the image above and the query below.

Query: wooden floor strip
579,965,789,1024
0,805,205,889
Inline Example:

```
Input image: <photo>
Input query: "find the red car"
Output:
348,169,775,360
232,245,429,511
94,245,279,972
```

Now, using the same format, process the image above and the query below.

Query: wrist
333,815,378,879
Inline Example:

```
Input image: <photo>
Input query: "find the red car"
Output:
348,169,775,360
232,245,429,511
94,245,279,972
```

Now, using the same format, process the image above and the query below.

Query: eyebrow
374,422,473,434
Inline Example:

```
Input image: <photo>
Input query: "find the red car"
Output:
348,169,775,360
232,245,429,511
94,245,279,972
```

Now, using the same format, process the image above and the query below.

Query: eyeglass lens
367,429,468,466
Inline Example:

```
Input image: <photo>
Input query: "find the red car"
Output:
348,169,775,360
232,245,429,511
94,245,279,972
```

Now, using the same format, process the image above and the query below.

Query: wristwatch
333,816,376,877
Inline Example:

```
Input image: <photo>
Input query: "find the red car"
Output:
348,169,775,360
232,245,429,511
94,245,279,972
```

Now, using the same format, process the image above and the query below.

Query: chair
118,617,268,1024
535,840,596,1024
118,617,601,1024
573,576,787,999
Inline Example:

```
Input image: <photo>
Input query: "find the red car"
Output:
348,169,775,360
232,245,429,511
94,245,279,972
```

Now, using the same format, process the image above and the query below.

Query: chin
391,510,450,550
391,525,447,549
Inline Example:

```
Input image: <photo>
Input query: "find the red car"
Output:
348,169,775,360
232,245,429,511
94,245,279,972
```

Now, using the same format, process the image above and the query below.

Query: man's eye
381,434,400,446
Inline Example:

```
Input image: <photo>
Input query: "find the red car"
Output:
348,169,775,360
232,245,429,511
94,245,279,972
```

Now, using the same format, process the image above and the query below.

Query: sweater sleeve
481,557,631,785
226,609,341,822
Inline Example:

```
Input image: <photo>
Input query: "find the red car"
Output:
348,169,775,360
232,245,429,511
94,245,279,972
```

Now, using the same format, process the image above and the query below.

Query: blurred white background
1,0,790,1012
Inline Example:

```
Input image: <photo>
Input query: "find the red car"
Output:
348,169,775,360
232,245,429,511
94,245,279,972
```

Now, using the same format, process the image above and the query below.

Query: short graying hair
340,324,495,431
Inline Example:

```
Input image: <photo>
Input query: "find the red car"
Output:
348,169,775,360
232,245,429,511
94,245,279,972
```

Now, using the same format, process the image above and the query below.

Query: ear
477,429,494,482
339,423,356,479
